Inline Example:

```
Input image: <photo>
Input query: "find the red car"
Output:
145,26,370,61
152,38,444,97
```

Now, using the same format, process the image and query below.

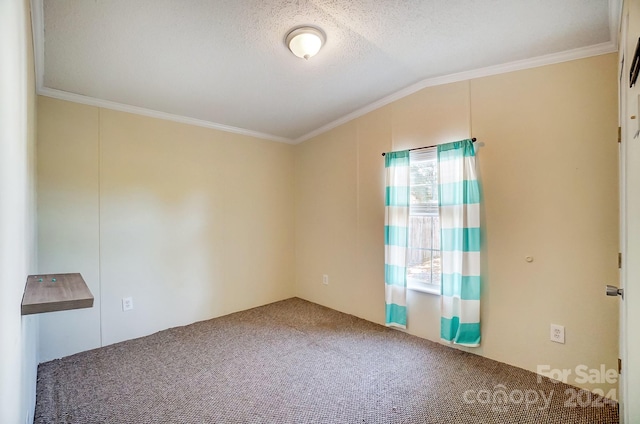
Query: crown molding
294,41,617,143
37,87,296,144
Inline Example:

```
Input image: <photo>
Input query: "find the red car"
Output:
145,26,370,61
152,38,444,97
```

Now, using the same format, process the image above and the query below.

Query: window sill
407,283,441,296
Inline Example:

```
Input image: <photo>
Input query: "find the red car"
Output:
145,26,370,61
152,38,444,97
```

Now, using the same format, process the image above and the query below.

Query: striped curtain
437,139,481,347
384,151,410,328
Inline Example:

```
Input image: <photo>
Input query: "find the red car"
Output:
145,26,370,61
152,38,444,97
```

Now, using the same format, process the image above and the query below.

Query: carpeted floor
35,298,618,423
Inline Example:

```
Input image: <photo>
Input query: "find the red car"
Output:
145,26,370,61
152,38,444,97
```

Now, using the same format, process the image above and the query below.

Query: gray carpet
35,298,618,423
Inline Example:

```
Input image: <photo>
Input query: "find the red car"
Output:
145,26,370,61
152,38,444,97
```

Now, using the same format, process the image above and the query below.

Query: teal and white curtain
384,151,410,328
438,139,481,347
384,139,481,346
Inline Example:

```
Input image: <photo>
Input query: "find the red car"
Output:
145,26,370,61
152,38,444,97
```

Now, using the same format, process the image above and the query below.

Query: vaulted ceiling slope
34,0,619,143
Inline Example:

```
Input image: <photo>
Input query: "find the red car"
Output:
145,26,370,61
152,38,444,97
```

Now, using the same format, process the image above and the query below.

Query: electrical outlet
550,324,565,344
322,274,329,285
122,297,134,311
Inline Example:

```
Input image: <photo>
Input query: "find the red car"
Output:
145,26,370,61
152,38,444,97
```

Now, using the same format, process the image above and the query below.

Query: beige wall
0,0,39,422
295,54,619,393
37,97,296,360
37,99,101,360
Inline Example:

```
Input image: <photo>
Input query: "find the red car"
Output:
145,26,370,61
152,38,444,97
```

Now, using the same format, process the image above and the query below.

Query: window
407,148,441,294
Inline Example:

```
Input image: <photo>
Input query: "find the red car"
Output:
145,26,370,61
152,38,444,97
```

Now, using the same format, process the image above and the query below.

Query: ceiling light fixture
285,26,325,60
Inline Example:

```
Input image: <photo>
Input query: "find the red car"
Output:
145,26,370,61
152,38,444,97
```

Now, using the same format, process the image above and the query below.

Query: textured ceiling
38,0,615,142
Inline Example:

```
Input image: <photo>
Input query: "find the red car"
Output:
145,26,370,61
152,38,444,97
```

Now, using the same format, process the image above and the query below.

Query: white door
620,1,640,422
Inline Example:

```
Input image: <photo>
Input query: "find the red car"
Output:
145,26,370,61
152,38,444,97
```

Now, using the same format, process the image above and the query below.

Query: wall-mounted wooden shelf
21,273,94,315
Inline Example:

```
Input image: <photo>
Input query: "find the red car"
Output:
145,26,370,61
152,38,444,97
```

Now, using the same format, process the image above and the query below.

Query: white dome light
286,26,326,60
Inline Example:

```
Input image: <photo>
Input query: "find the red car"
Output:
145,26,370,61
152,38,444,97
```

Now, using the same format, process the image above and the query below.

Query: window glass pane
432,216,440,250
407,148,441,290
407,215,440,287
408,216,433,249
409,160,438,206
406,248,435,285
432,249,441,281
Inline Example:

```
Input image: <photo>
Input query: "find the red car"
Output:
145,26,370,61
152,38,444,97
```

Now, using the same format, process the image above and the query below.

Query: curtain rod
381,138,477,156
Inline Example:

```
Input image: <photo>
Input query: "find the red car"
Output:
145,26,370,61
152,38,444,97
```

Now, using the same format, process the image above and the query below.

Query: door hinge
618,252,622,269
618,358,622,374
618,126,622,143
